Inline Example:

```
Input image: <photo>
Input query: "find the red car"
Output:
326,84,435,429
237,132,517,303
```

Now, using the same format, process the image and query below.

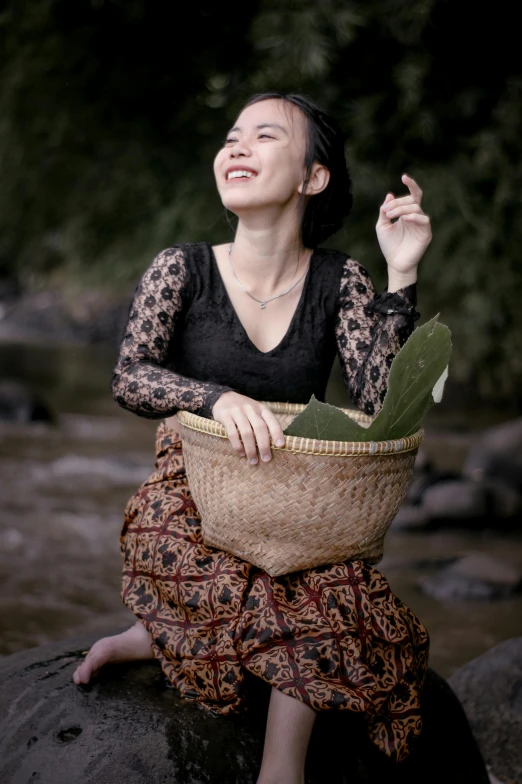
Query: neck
230,208,311,291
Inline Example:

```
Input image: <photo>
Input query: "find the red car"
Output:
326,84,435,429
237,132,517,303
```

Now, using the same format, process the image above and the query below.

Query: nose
229,138,252,158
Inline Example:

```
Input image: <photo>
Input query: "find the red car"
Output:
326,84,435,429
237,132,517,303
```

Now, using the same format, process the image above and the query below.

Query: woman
73,92,432,784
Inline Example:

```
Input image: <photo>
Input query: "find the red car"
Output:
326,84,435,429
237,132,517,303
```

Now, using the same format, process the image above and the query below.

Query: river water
0,339,521,677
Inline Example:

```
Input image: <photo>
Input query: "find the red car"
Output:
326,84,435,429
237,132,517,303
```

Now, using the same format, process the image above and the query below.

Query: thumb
376,192,395,228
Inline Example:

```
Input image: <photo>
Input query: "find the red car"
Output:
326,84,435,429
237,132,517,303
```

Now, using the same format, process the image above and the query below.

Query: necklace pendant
260,301,266,309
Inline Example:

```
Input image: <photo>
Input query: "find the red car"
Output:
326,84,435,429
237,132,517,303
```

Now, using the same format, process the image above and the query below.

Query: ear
298,163,330,196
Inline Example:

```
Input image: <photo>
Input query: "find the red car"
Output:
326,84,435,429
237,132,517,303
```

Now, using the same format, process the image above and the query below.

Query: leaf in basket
364,314,452,440
432,365,448,403
283,314,452,442
282,395,368,441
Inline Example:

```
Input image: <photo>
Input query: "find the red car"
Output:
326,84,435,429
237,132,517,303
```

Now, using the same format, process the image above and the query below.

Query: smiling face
213,98,312,218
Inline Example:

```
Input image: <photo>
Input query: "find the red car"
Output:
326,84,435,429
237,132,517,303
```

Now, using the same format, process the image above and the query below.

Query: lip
224,165,258,182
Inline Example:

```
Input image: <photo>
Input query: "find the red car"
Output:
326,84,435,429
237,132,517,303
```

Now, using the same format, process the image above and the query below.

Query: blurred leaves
0,0,520,403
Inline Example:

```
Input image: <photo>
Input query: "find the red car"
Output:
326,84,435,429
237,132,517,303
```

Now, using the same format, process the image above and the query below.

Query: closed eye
223,133,274,146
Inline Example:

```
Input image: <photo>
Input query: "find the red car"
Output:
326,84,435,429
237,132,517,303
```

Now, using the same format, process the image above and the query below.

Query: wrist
387,267,418,293
211,389,236,417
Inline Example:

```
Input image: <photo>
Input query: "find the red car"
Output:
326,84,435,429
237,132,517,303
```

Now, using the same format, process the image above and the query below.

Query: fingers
401,213,431,225
385,203,425,220
378,175,427,226
246,406,286,463
249,411,274,463
232,409,260,463
384,194,416,212
259,407,286,449
376,192,395,228
222,405,283,465
401,173,423,203
220,415,247,457
213,394,285,465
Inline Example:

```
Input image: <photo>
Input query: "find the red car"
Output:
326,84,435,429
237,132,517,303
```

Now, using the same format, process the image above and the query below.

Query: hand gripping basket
176,401,423,577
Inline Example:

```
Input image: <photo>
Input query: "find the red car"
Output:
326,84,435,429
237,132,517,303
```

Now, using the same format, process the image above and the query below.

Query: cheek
274,157,305,193
213,150,225,180
274,146,304,178
264,148,300,183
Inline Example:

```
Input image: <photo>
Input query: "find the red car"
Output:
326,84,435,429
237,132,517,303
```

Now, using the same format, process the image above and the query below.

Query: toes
73,662,89,685
72,652,98,685
72,661,84,684
70,628,153,688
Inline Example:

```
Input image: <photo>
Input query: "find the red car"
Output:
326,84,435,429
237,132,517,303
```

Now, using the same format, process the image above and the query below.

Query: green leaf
283,314,452,442
283,394,370,441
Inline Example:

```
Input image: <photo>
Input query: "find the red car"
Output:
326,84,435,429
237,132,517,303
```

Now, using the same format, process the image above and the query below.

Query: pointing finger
401,173,423,204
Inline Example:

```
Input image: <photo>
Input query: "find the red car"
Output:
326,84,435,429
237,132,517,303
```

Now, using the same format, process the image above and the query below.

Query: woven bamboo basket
175,401,423,577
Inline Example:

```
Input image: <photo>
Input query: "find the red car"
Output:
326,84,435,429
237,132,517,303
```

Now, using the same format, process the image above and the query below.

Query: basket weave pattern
176,402,422,577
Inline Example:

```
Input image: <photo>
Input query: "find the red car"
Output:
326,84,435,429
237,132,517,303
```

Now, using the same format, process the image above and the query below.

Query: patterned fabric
121,420,430,764
111,243,420,420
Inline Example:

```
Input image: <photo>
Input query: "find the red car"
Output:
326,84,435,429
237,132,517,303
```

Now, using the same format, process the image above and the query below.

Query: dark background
1,0,521,407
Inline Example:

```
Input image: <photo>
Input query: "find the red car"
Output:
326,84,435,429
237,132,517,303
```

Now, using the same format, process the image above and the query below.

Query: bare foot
72,621,154,685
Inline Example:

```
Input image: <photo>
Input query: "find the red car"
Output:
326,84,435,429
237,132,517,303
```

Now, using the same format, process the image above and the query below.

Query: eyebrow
228,123,289,135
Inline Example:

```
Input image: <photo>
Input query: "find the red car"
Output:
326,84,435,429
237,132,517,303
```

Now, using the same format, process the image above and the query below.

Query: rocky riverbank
449,637,522,784
392,416,522,537
0,285,131,347
0,630,504,784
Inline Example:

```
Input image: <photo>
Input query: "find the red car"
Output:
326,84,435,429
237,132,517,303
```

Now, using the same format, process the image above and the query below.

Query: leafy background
1,0,520,405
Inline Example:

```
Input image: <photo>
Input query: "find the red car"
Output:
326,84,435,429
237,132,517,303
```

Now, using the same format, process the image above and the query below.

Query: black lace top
111,242,420,420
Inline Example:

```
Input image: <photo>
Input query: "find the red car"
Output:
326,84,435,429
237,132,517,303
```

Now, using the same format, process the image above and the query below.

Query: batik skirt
120,419,430,764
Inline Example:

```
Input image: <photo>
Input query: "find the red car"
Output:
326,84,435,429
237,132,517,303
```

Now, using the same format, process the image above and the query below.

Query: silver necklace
227,243,310,309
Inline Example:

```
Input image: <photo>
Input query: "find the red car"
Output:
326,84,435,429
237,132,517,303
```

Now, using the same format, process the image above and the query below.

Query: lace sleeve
334,257,420,416
111,246,237,419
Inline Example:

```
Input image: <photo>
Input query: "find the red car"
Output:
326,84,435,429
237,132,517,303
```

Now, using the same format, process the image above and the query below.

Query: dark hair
240,92,353,247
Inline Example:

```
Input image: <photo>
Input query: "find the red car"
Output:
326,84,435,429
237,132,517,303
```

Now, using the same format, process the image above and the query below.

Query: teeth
227,170,255,180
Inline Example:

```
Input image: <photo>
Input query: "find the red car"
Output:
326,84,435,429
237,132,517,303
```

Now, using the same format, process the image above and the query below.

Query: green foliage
284,315,452,441
0,0,520,403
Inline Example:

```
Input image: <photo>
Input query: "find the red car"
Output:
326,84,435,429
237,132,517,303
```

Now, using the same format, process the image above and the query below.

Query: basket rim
175,401,424,456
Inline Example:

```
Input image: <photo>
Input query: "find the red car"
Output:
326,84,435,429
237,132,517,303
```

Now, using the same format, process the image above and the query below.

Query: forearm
111,359,235,420
110,245,236,420
335,257,421,417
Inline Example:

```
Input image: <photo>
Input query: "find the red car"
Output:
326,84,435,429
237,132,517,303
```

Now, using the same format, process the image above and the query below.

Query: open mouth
226,169,257,181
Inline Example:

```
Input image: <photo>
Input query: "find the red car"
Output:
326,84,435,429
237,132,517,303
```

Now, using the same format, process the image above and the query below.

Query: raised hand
375,174,432,275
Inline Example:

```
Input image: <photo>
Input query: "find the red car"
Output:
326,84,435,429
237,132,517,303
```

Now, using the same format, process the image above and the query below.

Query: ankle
256,769,304,784
257,779,302,784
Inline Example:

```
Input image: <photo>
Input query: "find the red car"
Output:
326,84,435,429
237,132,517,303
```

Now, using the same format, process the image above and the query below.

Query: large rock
418,553,522,601
404,469,461,507
0,288,129,346
463,418,522,491
0,379,54,423
394,419,522,533
449,637,522,784
421,479,490,519
401,477,521,531
390,503,430,531
0,632,490,783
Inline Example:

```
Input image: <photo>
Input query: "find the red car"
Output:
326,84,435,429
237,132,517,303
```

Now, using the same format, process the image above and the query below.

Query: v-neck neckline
207,242,317,356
